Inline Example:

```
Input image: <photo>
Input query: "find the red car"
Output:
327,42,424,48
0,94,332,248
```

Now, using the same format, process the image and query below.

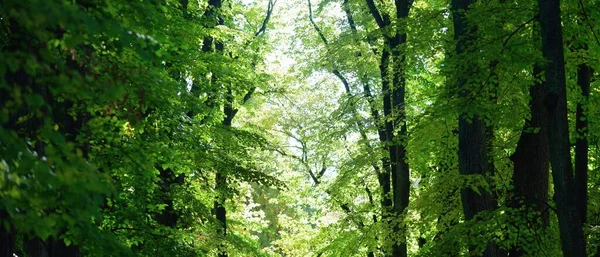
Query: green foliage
1,0,281,256
3,0,600,256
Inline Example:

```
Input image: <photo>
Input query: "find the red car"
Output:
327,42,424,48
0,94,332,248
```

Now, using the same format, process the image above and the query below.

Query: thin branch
364,183,378,223
308,168,321,185
577,0,600,47
255,0,276,37
307,0,329,45
342,0,357,32
307,0,351,94
332,70,352,94
465,15,537,103
272,142,321,185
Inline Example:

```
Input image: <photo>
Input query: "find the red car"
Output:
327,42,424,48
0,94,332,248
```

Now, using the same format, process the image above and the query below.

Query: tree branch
332,70,352,94
577,0,600,47
307,0,351,94
342,0,357,32
307,0,329,45
365,0,388,29
317,163,327,179
255,0,276,37
242,87,256,104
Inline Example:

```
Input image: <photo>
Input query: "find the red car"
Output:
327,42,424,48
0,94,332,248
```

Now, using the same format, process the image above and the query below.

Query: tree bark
379,48,395,250
0,211,14,257
537,0,586,255
575,61,591,224
508,62,550,256
24,239,49,257
451,0,498,256
389,16,410,257
201,0,227,255
364,0,412,255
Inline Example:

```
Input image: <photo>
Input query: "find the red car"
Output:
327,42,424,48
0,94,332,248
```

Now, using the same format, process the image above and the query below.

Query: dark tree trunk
0,211,14,257
199,0,228,255
24,239,49,257
214,171,228,257
213,89,230,252
151,0,196,234
379,48,395,236
156,166,184,228
537,0,586,255
458,117,497,257
23,238,80,257
575,62,591,224
451,0,498,256
51,241,81,257
364,0,412,254
390,32,410,257
390,3,411,255
508,63,550,256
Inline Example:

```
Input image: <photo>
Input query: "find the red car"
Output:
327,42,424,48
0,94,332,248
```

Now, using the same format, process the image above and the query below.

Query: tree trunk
0,211,14,257
537,0,586,255
201,0,227,255
214,172,228,257
50,241,81,257
508,62,550,256
156,166,184,228
364,0,413,254
575,62,591,224
451,0,498,256
379,48,395,252
24,239,49,257
390,30,410,257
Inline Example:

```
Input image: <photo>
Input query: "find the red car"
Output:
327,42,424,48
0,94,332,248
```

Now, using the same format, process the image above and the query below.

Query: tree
450,0,500,255
537,0,587,255
3,0,600,256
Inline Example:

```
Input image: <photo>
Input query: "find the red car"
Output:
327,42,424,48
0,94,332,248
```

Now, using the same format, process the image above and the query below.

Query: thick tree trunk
390,34,410,257
24,239,49,257
508,63,550,256
51,241,81,257
451,0,498,256
537,0,586,255
458,117,497,257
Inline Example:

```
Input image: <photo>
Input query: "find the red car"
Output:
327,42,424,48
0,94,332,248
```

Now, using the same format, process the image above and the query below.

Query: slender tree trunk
575,61,591,224
379,49,395,254
201,0,227,255
152,0,194,231
364,0,413,254
537,0,586,255
213,90,236,257
0,77,15,257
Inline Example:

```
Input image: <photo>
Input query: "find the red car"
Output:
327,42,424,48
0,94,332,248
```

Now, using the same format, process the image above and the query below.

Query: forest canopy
1,0,600,256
